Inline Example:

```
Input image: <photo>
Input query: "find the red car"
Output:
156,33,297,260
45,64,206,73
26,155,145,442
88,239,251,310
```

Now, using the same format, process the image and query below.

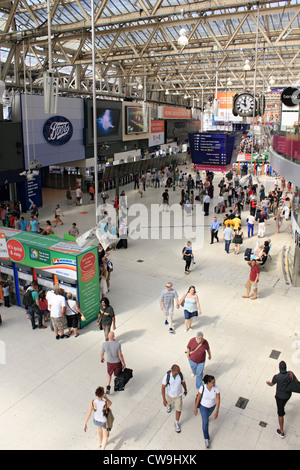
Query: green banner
77,247,100,326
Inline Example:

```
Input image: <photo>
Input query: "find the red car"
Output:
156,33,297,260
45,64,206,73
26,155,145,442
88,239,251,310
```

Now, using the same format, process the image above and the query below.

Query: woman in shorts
65,292,86,337
180,286,201,332
84,386,112,449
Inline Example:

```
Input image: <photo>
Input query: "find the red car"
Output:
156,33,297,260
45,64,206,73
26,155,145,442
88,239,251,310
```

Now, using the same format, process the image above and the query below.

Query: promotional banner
158,106,192,120
214,92,242,122
77,248,100,326
148,120,165,146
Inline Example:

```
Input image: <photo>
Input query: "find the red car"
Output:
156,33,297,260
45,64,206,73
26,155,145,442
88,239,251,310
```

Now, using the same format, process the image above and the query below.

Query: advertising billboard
21,94,85,169
84,99,122,144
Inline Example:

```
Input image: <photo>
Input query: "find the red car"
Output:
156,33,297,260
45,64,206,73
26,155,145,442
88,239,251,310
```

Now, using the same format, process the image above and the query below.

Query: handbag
285,371,300,394
180,292,188,307
103,402,114,431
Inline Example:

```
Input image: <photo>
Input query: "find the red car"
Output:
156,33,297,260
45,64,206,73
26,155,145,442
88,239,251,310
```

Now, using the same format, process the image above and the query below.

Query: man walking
243,259,260,300
266,361,298,438
247,213,256,237
101,331,126,395
186,332,211,389
210,217,219,244
162,189,169,211
161,364,187,433
223,225,234,253
203,193,210,216
159,282,180,333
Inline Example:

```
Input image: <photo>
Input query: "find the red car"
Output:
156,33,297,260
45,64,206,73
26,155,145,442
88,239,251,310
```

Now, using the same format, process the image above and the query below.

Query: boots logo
43,116,73,145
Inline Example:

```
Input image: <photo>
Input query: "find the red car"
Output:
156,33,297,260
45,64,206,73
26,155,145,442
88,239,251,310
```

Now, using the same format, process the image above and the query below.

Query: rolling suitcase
244,248,252,261
114,367,133,391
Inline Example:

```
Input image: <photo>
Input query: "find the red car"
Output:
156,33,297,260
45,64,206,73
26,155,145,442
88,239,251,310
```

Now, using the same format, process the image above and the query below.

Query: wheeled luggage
114,367,133,391
244,248,252,261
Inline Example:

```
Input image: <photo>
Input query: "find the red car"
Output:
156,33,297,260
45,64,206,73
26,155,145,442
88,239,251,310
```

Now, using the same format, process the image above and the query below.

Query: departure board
189,132,237,168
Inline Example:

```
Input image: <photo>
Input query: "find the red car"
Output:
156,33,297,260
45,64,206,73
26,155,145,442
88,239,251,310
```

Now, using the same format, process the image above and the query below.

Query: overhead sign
43,115,73,145
158,106,191,120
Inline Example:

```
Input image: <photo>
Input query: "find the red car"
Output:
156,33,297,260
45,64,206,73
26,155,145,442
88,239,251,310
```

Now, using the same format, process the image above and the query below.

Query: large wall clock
233,93,257,117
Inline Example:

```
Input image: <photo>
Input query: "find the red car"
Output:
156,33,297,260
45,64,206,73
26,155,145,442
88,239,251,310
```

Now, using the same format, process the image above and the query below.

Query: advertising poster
149,120,165,146
214,92,243,122
77,248,100,325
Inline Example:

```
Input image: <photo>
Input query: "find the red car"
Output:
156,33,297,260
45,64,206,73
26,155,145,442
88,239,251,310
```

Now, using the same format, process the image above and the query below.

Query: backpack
23,289,35,308
166,370,184,387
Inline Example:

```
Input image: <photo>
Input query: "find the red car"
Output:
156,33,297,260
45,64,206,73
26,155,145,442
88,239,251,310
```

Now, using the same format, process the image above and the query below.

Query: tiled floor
0,169,299,451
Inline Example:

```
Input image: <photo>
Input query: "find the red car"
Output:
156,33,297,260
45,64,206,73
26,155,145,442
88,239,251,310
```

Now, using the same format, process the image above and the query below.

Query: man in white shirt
161,364,187,433
48,288,68,340
223,226,234,253
75,186,82,206
203,193,210,216
247,214,256,237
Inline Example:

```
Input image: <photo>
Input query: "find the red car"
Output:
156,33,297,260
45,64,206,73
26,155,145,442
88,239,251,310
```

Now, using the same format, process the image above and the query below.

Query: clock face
234,93,256,117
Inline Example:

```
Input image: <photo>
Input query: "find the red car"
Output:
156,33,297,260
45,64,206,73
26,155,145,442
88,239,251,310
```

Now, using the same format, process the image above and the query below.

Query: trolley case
244,248,252,261
114,368,133,391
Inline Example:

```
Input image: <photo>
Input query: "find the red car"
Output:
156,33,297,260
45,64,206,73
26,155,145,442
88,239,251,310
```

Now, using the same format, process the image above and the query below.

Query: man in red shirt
243,259,260,300
186,332,211,390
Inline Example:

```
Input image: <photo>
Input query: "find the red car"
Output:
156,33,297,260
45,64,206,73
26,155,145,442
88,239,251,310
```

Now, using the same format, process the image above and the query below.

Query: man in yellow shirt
224,217,234,229
232,216,241,231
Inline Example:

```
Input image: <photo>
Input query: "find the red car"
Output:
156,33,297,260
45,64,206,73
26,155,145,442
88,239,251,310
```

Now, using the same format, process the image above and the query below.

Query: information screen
189,132,237,167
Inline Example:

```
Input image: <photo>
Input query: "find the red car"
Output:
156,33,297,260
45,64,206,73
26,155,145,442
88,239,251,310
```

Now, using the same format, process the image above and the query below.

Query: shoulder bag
103,401,114,432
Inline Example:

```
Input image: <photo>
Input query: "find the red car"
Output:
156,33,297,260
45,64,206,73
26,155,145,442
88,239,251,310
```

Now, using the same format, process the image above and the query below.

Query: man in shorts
243,259,260,300
266,361,298,438
159,282,179,333
101,331,126,395
161,364,187,433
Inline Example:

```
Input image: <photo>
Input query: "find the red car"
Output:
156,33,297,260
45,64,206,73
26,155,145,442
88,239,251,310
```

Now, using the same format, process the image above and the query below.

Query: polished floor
0,169,299,451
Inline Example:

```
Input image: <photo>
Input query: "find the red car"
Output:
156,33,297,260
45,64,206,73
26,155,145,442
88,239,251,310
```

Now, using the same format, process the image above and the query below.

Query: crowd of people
0,157,298,451
23,280,86,338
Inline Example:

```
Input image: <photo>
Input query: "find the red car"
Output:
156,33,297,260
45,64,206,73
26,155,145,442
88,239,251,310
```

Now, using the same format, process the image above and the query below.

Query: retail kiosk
0,228,100,327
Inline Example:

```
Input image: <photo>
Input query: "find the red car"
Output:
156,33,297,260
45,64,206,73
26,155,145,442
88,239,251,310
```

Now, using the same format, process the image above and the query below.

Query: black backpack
166,370,184,386
23,289,35,308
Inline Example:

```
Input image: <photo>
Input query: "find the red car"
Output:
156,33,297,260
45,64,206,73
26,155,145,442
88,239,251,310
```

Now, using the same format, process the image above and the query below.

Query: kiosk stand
0,228,100,327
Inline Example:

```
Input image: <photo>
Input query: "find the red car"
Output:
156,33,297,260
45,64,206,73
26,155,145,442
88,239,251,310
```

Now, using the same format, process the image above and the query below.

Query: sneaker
276,429,285,439
164,320,168,326
174,421,181,433
166,404,172,413
205,439,210,448
169,328,174,334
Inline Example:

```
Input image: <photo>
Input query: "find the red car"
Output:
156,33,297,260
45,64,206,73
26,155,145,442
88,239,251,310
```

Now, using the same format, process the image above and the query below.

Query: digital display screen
189,133,227,165
126,106,149,134
96,108,121,137
84,99,122,144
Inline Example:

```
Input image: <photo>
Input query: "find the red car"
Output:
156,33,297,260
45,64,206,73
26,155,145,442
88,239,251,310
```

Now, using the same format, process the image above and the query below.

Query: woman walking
233,225,244,254
84,386,112,449
194,374,220,448
97,297,116,341
182,241,193,274
180,285,201,332
53,204,64,227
